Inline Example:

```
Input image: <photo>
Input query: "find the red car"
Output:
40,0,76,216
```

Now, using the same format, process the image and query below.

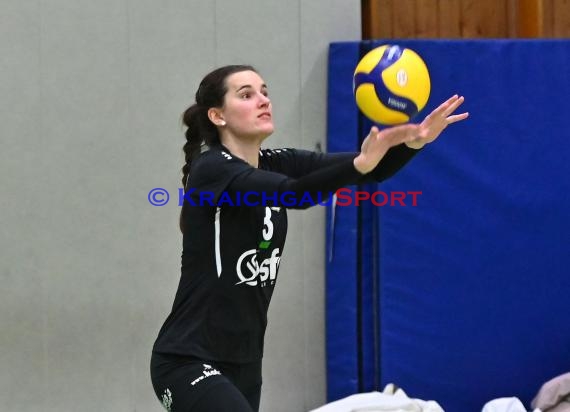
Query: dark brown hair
180,65,257,232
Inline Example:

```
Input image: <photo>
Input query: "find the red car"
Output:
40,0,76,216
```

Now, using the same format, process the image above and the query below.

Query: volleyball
353,44,431,125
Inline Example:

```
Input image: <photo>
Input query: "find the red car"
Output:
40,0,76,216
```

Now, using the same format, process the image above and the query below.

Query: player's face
220,70,274,140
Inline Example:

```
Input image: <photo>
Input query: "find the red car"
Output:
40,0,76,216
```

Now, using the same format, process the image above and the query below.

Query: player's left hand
406,95,469,149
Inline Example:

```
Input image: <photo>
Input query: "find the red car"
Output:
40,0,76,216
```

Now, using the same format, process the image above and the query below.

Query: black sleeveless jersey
152,144,419,363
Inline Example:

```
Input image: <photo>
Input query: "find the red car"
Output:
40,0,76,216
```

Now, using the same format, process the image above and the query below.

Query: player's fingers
432,95,459,116
446,112,469,124
370,126,380,138
386,124,419,145
437,94,458,107
443,96,465,117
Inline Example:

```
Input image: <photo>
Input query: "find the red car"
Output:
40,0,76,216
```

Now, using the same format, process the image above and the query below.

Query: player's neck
220,135,262,168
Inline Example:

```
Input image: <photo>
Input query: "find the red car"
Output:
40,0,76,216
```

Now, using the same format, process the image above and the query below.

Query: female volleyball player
150,65,468,412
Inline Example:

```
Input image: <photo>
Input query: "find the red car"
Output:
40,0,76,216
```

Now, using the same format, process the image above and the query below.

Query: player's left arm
262,144,418,184
264,144,420,184
263,94,468,182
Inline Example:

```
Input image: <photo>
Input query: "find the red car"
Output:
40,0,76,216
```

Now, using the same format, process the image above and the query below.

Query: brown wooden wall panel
393,0,417,38
517,0,542,37
507,0,518,37
543,0,554,36
553,0,570,36
459,0,510,37
511,0,570,38
362,0,570,38
438,0,462,37
362,0,393,39
416,1,438,37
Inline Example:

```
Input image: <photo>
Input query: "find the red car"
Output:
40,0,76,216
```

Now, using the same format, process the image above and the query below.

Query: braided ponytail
181,104,214,190
179,64,257,233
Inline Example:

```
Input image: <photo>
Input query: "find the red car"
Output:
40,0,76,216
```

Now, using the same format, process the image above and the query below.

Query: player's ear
208,108,226,127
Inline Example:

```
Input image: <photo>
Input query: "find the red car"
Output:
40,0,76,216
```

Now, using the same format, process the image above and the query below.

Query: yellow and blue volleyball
353,44,431,125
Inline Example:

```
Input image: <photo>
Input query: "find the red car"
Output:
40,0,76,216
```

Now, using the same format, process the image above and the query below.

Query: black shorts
150,352,262,412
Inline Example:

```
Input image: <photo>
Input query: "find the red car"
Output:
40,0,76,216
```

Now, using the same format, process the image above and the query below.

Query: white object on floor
309,384,444,412
481,396,541,412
